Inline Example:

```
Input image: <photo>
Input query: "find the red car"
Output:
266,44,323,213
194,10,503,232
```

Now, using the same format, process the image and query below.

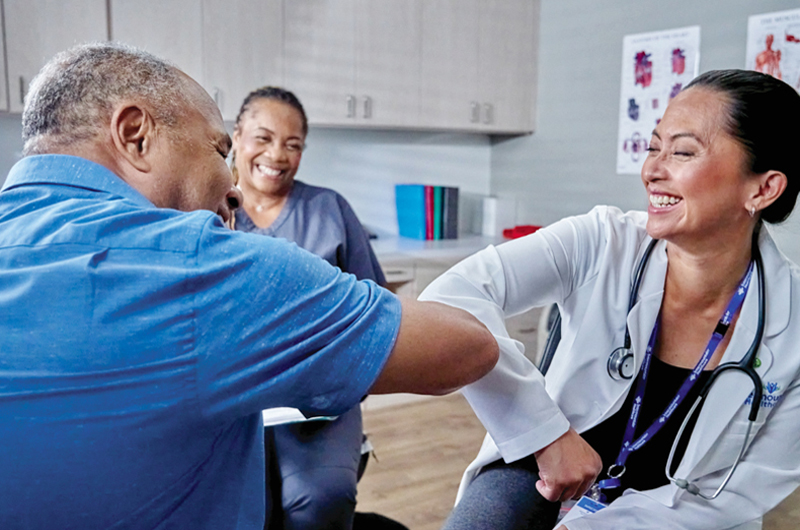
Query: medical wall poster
746,8,800,92
616,26,700,175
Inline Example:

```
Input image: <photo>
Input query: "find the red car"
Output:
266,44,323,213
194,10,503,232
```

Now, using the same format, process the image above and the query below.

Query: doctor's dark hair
233,86,308,137
22,42,186,156
685,69,800,224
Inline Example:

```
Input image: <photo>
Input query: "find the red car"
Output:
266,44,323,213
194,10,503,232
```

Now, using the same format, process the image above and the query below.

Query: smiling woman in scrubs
230,87,385,530
421,70,800,530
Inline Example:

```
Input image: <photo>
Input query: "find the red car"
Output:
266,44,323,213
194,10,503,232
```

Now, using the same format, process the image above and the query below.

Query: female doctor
420,69,800,530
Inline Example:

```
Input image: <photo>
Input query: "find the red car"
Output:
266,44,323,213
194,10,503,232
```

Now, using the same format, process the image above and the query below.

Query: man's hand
534,427,602,502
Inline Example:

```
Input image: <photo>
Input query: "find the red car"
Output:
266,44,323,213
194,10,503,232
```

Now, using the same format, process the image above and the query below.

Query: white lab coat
419,206,800,530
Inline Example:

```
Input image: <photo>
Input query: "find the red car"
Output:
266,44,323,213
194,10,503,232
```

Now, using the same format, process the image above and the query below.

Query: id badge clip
557,484,608,525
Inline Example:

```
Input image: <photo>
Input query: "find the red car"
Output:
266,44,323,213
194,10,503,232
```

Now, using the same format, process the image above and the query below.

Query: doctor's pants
441,454,560,530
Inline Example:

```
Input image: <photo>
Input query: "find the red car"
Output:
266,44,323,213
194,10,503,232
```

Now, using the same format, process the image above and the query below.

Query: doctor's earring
748,205,756,218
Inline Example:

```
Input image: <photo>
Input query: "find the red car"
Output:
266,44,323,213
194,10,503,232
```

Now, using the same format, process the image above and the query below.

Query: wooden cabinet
0,6,8,112
354,0,421,127
286,0,536,132
420,0,480,130
4,0,108,113
477,0,536,133
110,0,205,84
3,0,536,134
202,0,283,121
284,0,420,128
421,0,536,133
283,0,356,125
110,0,283,121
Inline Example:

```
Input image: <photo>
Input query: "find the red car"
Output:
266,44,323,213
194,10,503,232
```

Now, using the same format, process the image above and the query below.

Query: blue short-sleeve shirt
0,155,401,529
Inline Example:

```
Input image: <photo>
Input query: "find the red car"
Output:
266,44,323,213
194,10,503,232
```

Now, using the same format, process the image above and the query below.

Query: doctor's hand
534,427,602,502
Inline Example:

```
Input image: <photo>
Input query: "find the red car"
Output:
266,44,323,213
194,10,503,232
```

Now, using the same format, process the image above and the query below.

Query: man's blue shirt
0,155,401,529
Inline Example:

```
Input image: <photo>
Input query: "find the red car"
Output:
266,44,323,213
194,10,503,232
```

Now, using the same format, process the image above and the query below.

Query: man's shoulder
110,208,224,254
1,179,223,258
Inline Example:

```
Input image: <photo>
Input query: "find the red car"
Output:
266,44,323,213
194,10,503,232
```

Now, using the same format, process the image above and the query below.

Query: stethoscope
606,236,765,500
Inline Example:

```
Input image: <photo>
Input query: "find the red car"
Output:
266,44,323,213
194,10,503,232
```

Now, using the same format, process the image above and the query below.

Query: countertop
370,234,505,263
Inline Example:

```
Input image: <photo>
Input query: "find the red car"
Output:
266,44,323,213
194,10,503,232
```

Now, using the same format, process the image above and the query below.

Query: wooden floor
356,393,800,530
356,394,485,530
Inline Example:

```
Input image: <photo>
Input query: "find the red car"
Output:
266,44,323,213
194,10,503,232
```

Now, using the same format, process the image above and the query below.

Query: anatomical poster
616,26,700,175
746,8,800,93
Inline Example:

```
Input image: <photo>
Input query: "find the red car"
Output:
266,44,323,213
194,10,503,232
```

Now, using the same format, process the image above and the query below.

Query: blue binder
395,184,426,240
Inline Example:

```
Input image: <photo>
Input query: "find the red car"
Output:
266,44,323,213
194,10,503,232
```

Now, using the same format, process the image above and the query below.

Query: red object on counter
502,225,542,239
424,185,434,240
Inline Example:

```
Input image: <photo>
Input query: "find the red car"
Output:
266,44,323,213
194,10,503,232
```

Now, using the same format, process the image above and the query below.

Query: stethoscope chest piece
608,347,635,380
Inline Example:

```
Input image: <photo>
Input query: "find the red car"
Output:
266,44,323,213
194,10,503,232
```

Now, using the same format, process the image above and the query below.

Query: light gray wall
295,128,491,236
491,0,800,262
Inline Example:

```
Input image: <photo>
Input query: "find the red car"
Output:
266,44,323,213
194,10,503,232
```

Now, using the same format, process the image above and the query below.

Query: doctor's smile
648,193,681,208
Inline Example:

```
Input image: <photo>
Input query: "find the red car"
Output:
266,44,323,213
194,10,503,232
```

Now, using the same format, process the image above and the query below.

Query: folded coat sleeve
418,236,571,462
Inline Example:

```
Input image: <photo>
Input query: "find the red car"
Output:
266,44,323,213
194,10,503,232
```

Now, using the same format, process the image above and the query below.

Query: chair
535,303,561,376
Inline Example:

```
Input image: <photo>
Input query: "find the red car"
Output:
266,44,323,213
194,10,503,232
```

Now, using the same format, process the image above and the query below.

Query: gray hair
22,42,187,156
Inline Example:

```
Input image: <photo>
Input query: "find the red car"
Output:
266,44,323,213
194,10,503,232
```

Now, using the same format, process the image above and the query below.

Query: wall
490,0,800,262
295,128,492,236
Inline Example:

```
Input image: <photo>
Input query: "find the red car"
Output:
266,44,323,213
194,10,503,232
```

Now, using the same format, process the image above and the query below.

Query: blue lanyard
598,261,754,492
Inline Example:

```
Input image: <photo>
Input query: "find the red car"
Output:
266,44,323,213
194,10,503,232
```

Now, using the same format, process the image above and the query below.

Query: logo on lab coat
744,382,784,408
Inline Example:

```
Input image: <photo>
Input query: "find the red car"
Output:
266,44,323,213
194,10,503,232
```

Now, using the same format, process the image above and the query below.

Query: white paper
261,408,338,427
616,26,700,175
746,8,800,92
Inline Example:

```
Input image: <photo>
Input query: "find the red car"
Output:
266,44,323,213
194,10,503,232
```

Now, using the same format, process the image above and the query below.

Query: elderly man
0,43,497,529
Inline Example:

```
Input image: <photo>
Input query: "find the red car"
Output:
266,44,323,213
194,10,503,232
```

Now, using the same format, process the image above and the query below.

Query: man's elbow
425,318,499,396
369,300,499,395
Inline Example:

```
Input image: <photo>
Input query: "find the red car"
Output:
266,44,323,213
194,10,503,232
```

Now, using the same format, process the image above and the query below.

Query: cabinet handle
346,95,356,118
470,101,480,123
483,103,494,125
19,76,26,106
363,96,372,119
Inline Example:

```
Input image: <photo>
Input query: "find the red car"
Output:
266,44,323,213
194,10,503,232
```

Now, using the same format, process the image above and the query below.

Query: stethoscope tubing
661,233,766,498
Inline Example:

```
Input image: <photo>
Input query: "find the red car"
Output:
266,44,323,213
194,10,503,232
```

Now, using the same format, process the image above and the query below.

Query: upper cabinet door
354,0,421,127
202,0,284,121
284,0,357,126
4,0,109,113
110,0,204,86
478,0,536,133
420,0,480,130
0,6,9,112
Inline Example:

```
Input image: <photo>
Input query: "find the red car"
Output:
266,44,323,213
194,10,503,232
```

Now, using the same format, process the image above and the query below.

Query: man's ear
110,104,157,173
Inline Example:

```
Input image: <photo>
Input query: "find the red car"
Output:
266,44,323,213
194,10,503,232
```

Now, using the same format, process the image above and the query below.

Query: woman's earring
749,206,756,218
